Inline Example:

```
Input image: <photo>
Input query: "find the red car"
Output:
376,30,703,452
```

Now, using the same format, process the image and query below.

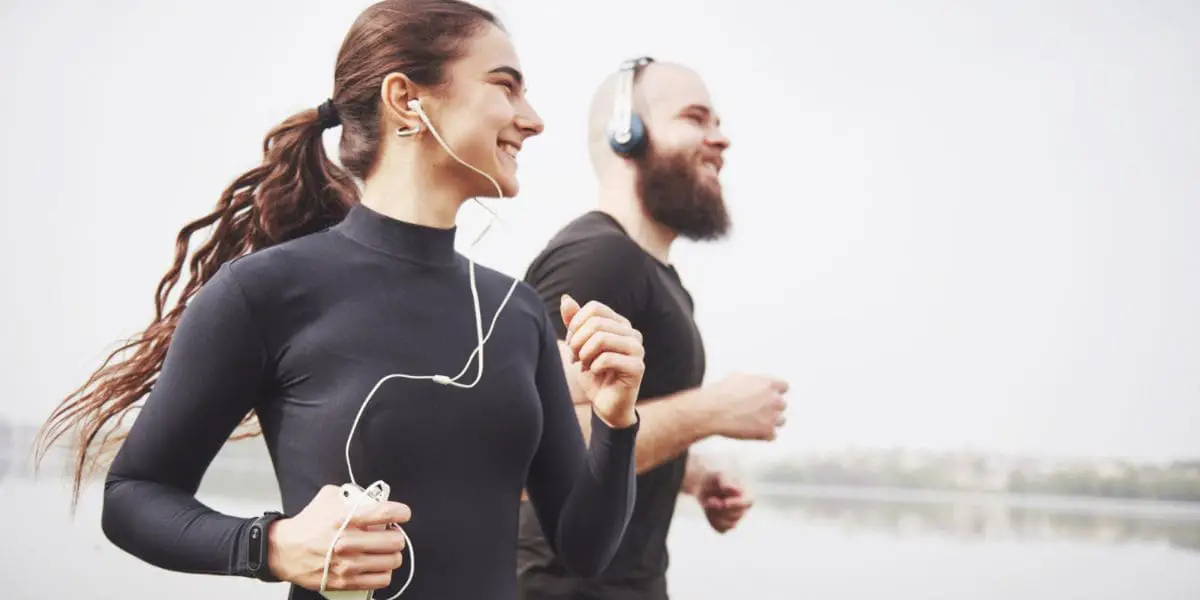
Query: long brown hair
33,0,500,509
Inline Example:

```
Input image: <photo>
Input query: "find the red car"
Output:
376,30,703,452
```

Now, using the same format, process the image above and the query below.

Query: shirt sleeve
523,234,652,340
101,261,269,576
522,303,640,577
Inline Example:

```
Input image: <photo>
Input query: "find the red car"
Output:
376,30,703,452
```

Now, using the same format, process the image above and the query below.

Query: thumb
559,294,581,330
770,377,789,394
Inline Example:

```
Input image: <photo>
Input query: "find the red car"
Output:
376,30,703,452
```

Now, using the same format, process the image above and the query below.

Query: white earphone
319,96,521,600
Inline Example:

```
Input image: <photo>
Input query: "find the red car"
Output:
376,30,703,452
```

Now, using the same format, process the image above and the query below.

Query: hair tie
317,98,341,129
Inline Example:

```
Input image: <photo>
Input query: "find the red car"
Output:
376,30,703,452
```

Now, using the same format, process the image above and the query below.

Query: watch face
248,523,264,571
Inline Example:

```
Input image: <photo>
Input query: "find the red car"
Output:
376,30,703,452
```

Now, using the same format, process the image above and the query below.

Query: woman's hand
267,485,411,592
559,294,644,428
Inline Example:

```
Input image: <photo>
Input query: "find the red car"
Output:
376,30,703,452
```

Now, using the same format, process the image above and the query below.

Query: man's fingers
718,481,744,498
723,494,754,511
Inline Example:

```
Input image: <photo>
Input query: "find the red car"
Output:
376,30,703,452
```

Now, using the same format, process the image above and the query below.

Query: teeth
499,143,519,161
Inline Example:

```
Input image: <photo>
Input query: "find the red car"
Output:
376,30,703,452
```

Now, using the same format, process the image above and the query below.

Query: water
3,474,1199,600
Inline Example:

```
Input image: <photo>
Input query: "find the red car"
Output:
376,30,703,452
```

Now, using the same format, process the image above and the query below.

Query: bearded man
515,57,791,600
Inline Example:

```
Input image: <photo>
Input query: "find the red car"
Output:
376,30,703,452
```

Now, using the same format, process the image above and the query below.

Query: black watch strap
242,511,286,582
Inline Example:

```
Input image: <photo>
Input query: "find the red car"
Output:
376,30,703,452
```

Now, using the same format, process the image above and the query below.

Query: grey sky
1,0,1196,464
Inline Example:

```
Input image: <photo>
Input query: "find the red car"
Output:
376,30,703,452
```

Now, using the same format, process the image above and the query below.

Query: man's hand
708,373,789,441
696,470,754,534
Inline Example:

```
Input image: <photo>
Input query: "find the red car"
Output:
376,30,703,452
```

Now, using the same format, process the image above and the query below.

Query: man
516,58,790,600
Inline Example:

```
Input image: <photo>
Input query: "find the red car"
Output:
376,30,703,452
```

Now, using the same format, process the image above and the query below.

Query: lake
2,471,1199,600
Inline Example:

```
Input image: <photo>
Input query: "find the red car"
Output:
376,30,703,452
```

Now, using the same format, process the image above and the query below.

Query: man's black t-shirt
517,211,706,600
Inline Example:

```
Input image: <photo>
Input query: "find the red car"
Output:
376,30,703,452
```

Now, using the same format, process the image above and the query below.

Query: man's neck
597,186,676,265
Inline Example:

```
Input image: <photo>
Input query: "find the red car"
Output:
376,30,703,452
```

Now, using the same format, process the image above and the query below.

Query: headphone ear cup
609,114,647,157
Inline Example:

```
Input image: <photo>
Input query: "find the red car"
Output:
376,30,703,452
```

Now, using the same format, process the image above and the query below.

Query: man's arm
561,339,787,478
558,338,724,476
572,387,721,476
527,233,779,478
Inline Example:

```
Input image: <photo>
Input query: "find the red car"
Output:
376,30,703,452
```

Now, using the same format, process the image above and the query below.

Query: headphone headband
607,56,655,156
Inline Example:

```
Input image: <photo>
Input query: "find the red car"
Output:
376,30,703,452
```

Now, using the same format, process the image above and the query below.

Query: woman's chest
264,282,547,482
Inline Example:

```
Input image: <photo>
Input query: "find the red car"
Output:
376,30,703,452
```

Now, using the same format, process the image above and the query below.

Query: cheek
650,126,701,154
484,96,517,135
454,97,515,157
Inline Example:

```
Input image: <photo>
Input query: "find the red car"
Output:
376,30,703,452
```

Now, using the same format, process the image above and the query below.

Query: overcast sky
1,0,1196,464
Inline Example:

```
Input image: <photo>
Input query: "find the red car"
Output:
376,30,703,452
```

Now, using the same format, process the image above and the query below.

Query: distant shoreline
7,422,1199,507
752,451,1200,505
754,482,1200,518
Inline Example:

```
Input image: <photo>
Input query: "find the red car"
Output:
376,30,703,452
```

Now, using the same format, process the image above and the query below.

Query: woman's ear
380,72,423,134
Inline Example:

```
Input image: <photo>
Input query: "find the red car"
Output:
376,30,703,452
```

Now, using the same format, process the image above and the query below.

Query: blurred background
1,0,1197,598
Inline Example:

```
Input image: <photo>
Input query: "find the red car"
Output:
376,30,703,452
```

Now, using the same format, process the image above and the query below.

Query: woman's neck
360,159,466,230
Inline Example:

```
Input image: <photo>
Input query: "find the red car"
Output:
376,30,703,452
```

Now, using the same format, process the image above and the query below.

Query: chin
486,161,520,198
495,168,519,197
468,174,518,199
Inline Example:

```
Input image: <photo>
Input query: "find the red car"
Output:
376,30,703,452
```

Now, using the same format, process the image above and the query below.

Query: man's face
632,67,732,241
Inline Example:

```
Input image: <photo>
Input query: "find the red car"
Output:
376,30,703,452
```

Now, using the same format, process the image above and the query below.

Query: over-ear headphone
607,56,655,157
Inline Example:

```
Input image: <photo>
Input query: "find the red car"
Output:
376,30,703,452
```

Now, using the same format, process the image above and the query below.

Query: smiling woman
32,1,644,600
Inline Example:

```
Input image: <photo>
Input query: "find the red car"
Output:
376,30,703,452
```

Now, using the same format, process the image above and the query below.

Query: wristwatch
245,511,286,582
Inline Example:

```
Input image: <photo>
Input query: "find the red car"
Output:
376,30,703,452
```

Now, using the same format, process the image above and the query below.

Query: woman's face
419,23,545,199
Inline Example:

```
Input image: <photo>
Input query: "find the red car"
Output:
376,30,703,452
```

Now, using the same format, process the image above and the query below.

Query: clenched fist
560,294,644,428
267,484,411,592
709,373,789,441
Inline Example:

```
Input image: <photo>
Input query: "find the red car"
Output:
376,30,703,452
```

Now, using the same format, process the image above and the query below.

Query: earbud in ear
396,97,425,138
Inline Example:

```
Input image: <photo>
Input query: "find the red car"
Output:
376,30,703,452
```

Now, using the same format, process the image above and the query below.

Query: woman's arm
522,303,640,578
101,262,271,576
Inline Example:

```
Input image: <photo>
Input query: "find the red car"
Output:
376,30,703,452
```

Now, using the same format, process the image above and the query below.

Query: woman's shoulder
197,229,345,316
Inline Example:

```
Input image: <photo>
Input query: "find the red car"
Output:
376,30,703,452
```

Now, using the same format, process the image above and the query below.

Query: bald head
585,59,732,243
586,61,722,172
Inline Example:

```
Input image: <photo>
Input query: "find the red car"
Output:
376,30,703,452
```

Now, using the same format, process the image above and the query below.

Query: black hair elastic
317,98,341,129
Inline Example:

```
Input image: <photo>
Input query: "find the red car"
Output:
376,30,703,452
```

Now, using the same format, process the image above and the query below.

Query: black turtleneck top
100,203,639,599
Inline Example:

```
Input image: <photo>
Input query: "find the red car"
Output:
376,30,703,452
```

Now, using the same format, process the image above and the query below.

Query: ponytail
34,104,358,509
34,0,506,511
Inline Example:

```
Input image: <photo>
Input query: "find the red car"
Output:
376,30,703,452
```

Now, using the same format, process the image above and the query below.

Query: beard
633,139,730,241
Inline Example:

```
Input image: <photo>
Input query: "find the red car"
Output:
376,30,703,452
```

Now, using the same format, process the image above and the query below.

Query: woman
33,1,645,599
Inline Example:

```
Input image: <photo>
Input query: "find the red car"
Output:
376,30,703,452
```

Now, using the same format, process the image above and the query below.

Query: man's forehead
638,63,714,114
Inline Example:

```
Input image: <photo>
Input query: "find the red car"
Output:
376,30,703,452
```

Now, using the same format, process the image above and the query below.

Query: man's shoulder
528,211,650,277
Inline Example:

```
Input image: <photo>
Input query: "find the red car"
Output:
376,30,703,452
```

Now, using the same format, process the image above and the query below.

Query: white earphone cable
320,99,519,600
